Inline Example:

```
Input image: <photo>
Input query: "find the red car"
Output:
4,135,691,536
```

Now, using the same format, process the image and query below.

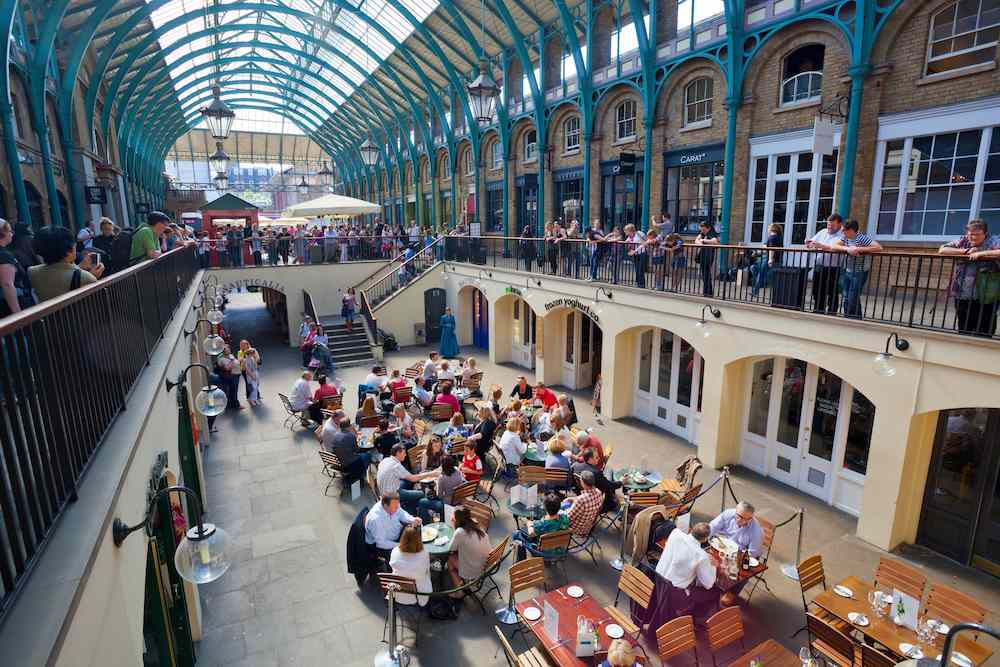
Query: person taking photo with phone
28,226,105,303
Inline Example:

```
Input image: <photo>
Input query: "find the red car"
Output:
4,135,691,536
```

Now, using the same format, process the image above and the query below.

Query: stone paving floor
194,292,1000,667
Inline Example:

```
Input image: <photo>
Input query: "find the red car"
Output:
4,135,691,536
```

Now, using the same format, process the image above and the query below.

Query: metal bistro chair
392,385,413,406
377,573,422,648
407,444,427,471
317,451,346,496
278,393,307,429
705,606,746,666
517,465,547,487
744,515,776,603
404,364,422,380
604,564,654,661
794,554,849,636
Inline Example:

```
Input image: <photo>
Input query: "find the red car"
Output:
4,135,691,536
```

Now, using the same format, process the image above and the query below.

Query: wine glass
867,591,878,613
799,647,812,666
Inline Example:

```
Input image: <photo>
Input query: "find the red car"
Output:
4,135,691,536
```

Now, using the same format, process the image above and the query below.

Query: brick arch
546,101,583,149
654,58,726,123
479,129,502,161
510,117,538,155
418,156,430,182
870,0,954,64
436,147,451,176
593,84,643,140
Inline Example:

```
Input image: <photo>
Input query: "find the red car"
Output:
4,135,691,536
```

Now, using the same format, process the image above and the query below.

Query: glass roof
147,0,440,128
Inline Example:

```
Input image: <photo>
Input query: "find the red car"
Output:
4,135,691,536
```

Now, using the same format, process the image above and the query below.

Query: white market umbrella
284,193,380,217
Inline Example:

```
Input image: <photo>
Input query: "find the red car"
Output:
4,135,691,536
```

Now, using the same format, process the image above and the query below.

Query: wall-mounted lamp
112,484,231,584
184,319,225,356
523,277,542,297
694,305,722,338
872,332,909,377
166,363,227,417
593,287,613,315
475,269,492,285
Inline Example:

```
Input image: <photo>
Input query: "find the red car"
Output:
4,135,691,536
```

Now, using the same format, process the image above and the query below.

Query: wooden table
814,576,993,666
726,639,800,667
515,584,638,667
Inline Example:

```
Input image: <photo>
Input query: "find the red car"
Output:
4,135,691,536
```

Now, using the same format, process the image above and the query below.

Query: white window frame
867,96,1000,241
744,128,842,246
925,0,1000,77
463,150,474,176
441,156,451,181
683,77,714,128
490,142,503,171
523,130,538,163
615,99,637,142
564,116,581,154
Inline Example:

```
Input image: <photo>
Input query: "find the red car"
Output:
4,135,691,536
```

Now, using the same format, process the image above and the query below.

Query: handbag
975,270,1000,304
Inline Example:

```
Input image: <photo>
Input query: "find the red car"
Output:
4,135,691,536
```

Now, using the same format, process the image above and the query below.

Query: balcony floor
194,293,999,667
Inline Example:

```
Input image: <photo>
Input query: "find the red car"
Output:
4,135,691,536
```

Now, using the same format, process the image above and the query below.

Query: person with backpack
28,226,104,302
125,211,169,268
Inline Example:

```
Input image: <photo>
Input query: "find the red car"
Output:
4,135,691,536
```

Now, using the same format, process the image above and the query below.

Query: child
460,446,483,482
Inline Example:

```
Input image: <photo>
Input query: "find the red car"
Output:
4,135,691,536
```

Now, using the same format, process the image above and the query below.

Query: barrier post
374,583,411,666
780,508,805,581
610,495,631,572
496,544,520,624
721,466,731,513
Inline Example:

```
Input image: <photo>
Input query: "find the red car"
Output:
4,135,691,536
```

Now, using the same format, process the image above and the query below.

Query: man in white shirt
289,370,315,419
365,492,421,559
376,443,438,519
805,213,844,315
655,522,720,613
408,221,421,245
364,366,388,391
422,352,439,390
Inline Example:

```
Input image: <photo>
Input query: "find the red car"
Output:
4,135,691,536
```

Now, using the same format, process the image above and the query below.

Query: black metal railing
0,245,199,620
196,234,422,269
363,239,442,310
447,236,1000,339
303,289,318,324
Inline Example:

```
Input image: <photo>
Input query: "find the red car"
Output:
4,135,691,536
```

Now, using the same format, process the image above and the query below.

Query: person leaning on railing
939,219,1000,337
0,219,35,317
830,220,883,320
28,225,105,303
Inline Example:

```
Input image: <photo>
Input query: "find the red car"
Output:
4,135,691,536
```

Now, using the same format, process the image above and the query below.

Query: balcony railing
444,236,1000,340
0,246,199,621
197,235,411,268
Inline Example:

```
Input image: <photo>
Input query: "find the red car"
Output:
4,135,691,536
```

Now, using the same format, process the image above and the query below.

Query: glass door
798,368,843,501
972,447,1000,576
634,329,702,441
562,311,577,388
772,358,808,486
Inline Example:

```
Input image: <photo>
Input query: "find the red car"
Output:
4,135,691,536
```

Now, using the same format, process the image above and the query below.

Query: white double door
561,311,598,390
742,358,854,503
633,328,702,443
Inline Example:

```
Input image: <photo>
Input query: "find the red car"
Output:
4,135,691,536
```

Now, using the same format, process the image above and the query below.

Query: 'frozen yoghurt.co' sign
543,297,600,323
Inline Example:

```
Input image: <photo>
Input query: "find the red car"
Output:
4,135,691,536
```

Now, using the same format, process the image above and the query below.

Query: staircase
318,319,375,368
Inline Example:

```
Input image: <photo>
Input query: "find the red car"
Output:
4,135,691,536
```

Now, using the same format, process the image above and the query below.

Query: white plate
605,624,625,639
421,527,438,542
748,557,760,567
936,652,972,667
523,606,542,621
566,586,584,598
434,535,450,546
935,622,951,635
848,612,869,627
833,585,853,598
709,535,738,553
899,644,923,660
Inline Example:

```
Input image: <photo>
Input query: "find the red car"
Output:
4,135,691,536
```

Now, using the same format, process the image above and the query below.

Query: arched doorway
633,328,704,443
918,408,1000,576
554,308,601,390
511,295,536,370
740,357,876,515
24,180,44,229
457,285,489,350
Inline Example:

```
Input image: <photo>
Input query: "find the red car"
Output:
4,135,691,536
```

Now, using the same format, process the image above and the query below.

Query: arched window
563,116,581,153
523,130,538,162
927,0,1000,75
463,149,474,176
615,99,637,141
490,142,503,170
423,162,430,184
684,77,714,126
780,44,825,105
441,155,451,180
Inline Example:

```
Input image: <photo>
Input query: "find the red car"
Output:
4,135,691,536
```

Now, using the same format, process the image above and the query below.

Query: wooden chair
407,444,427,471
860,644,896,667
447,437,468,458
674,482,702,516
529,529,573,582
626,492,661,517
404,365,422,380
464,376,482,395
506,557,547,647
430,403,454,421
318,451,345,496
744,515,776,602
601,441,614,465
320,394,343,411
462,498,494,533
795,554,848,634
495,625,549,667
543,467,571,490
705,607,746,666
921,582,987,629
359,414,381,428
392,385,413,405
655,615,699,664
367,465,380,501
874,557,926,601
413,419,429,441
451,480,479,506
605,564,653,659
806,612,855,667
517,466,547,487
377,573,422,646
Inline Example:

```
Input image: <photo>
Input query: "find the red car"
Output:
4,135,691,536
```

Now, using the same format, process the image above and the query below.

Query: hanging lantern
359,137,379,167
467,59,500,126
200,86,236,140
297,176,309,195
209,142,230,174
213,172,229,191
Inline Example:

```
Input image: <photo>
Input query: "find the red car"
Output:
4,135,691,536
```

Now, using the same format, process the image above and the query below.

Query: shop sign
664,143,726,167
505,287,522,296
222,279,286,293
543,297,600,323
85,186,107,204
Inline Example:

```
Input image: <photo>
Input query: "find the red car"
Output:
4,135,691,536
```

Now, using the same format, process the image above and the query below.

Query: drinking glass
799,647,811,666
867,591,878,613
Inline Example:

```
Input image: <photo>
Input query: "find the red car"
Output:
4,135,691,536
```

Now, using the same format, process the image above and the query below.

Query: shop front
600,156,643,232
740,357,875,516
552,167,583,224
516,174,538,234
511,296,536,370
633,328,704,443
485,181,504,234
918,408,1000,577
439,189,451,229
662,143,725,235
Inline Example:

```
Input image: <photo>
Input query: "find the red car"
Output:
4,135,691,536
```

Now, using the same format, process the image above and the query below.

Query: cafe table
523,442,547,465
726,639,800,667
609,468,663,492
515,584,638,667
813,576,993,666
508,498,544,529
422,522,455,557
653,539,768,594
358,427,376,450
431,421,451,436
